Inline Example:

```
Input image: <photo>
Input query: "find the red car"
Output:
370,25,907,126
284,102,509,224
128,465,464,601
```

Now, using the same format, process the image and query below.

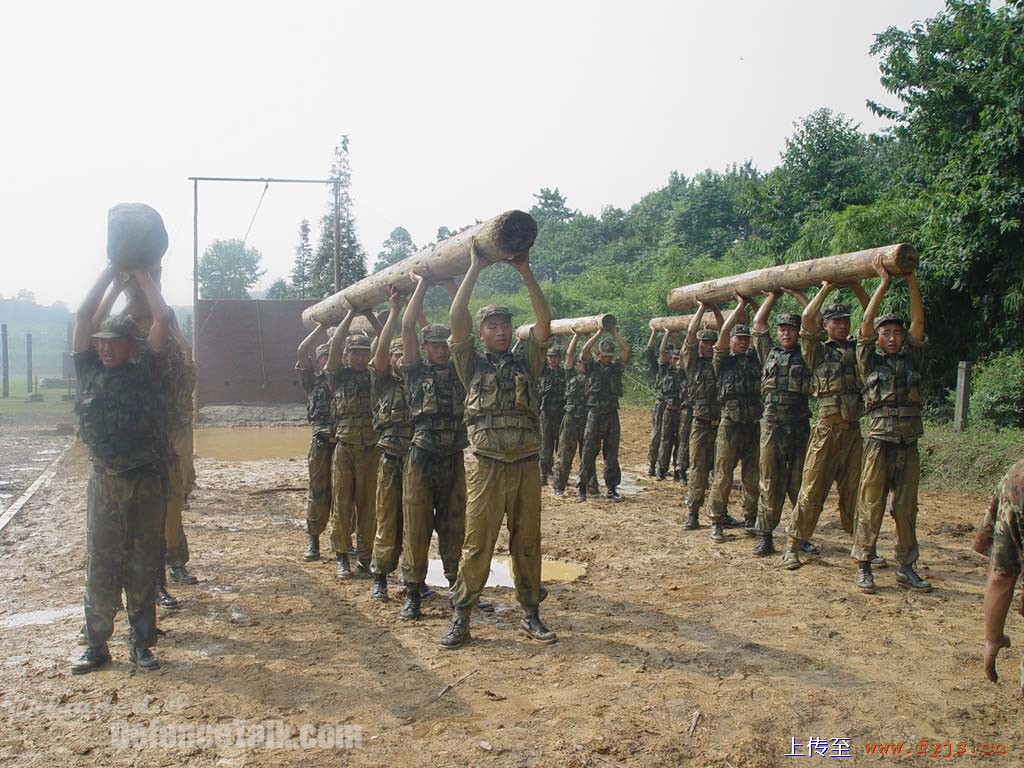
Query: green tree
290,219,315,298
373,226,418,273
530,187,574,223
265,277,293,300
311,135,368,297
198,239,265,299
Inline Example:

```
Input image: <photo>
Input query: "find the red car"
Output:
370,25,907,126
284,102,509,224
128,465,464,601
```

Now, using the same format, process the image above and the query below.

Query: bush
969,350,1024,428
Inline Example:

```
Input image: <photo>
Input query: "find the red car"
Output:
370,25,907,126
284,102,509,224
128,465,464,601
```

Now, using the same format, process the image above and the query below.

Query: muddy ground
0,408,1020,767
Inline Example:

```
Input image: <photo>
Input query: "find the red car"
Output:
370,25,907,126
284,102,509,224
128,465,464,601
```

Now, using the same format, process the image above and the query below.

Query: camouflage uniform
657,355,686,477
299,347,335,538
683,332,720,518
850,320,926,565
753,318,811,537
709,327,762,524
646,347,668,471
988,460,1024,577
538,355,566,484
370,340,413,578
788,307,863,545
579,349,624,495
162,348,194,570
329,338,379,566
552,365,597,495
75,320,168,652
450,314,548,613
402,326,469,589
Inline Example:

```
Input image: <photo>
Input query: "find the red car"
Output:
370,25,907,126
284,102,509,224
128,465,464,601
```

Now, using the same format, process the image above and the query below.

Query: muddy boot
169,565,198,585
647,464,656,477
743,517,758,537
419,583,434,599
672,469,681,482
752,534,775,557
781,543,802,570
71,644,111,675
576,488,587,503
400,586,422,620
336,553,352,579
371,574,389,601
439,611,472,649
683,512,700,530
721,514,744,528
157,585,179,610
357,559,372,576
710,522,725,544
552,487,564,498
800,540,819,556
870,548,888,568
521,608,558,644
655,469,666,481
856,562,877,594
129,645,160,671
303,535,320,562
895,564,933,592
606,488,624,502
588,482,600,497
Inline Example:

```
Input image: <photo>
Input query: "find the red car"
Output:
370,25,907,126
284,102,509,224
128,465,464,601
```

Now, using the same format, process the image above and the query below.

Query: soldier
440,240,556,649
980,459,1024,691
324,312,379,578
751,291,812,556
681,303,724,530
645,328,668,477
656,334,685,481
708,295,762,543
538,342,567,487
398,274,468,621
850,258,931,594
296,324,334,562
578,329,631,502
782,282,875,570
551,332,598,498
676,350,693,485
369,289,412,602
71,266,170,674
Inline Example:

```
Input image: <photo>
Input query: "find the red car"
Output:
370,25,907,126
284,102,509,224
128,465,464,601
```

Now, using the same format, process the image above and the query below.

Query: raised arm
752,291,779,334
611,328,631,365
375,287,406,373
364,310,384,338
325,310,355,372
580,329,602,362
849,282,870,311
687,304,708,345
861,256,892,337
92,273,127,327
510,257,551,343
716,295,749,351
132,269,171,351
646,328,657,353
803,282,836,334
297,323,325,368
564,331,580,370
74,266,117,353
658,328,671,361
450,240,486,344
906,271,925,342
404,273,431,366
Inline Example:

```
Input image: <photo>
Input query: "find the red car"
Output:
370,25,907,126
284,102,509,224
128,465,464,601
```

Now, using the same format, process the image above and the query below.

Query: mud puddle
424,557,586,588
193,426,310,461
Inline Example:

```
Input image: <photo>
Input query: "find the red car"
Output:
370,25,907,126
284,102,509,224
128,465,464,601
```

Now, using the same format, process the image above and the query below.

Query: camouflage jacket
328,367,376,446
563,366,588,418
857,332,926,443
373,368,413,456
684,342,720,422
713,347,762,424
404,359,468,455
754,331,811,424
584,359,624,414
801,332,864,424
538,364,567,416
299,365,335,439
990,459,1024,578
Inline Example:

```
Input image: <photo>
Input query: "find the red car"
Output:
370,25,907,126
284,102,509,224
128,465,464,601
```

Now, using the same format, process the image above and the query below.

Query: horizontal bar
186,176,339,184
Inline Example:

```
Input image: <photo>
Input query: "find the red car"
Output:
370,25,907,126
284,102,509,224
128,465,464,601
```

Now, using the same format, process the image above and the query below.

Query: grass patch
0,379,75,424
920,421,1024,495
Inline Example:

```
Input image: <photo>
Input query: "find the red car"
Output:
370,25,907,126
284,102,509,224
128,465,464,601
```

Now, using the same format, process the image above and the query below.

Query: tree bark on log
666,244,918,312
649,315,720,332
302,210,537,327
515,314,615,341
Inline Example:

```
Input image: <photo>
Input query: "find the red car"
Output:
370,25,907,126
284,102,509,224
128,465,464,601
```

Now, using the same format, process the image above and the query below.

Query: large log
666,244,918,312
515,314,615,341
302,210,537,327
649,315,720,333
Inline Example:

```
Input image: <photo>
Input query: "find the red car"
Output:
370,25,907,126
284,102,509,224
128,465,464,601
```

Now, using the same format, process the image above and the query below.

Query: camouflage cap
90,315,143,340
315,343,330,358
822,303,852,321
669,347,681,358
730,324,752,338
776,313,801,328
696,329,719,342
346,334,372,351
598,339,616,355
874,314,905,331
388,338,404,354
475,304,512,326
546,343,564,357
421,323,451,343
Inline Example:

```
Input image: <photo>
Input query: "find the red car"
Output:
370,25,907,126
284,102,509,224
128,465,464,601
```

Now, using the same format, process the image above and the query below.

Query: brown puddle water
425,557,586,589
193,426,311,461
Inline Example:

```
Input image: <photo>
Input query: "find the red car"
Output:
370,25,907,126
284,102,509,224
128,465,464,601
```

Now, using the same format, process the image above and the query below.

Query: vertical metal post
192,177,200,419
953,361,972,432
333,181,340,293
26,333,33,394
1,324,8,398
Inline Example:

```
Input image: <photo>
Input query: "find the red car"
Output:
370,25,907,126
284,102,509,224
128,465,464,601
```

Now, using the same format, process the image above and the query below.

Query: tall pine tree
312,136,368,297
290,219,314,298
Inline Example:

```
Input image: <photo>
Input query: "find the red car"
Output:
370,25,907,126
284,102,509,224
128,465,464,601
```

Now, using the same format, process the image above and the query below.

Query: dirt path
0,409,1019,767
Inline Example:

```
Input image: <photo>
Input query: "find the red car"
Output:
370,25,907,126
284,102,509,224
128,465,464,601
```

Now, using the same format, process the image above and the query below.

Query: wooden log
515,314,615,341
107,203,168,270
649,314,720,333
302,210,537,327
666,244,918,312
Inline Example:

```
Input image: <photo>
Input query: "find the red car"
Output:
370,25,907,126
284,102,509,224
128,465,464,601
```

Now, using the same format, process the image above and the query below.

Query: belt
91,461,158,477
869,406,920,418
469,413,535,429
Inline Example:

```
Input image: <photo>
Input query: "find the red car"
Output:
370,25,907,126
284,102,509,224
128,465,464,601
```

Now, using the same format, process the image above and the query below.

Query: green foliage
310,136,368,297
264,278,293,301
969,350,1024,428
920,420,1024,493
373,226,418,273
198,239,265,299
289,219,316,299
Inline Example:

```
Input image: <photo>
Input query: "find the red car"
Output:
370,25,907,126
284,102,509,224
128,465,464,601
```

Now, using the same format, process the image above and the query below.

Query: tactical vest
77,353,168,473
761,345,811,423
463,349,540,461
374,372,412,455
538,365,566,415
563,368,588,417
688,357,720,421
863,352,923,415
659,366,687,408
331,369,376,445
811,338,864,423
408,361,467,454
586,361,623,413
306,371,335,437
717,352,762,424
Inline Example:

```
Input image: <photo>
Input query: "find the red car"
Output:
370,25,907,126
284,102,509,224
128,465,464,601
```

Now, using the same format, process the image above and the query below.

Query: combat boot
683,512,700,530
576,488,587,503
521,608,558,644
157,586,179,610
169,565,198,585
606,488,624,502
303,535,320,562
800,541,819,555
438,611,472,649
336,553,352,579
552,487,564,498
357,559,372,576
400,586,422,620
129,645,160,671
672,469,681,482
781,543,802,570
856,562,877,594
895,565,933,592
647,464,656,477
71,644,111,675
721,514,744,528
655,469,666,481
743,517,758,537
541,474,549,487
371,574,389,601
710,522,725,544
870,548,888,568
752,534,775,557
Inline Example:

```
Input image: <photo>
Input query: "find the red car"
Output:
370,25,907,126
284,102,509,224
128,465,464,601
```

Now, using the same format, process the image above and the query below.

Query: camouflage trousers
331,443,379,564
85,464,162,650
402,446,466,587
788,420,861,544
754,419,810,536
709,419,760,524
539,410,561,482
580,410,622,493
452,454,542,613
677,407,692,479
657,406,687,476
648,401,666,468
552,413,597,495
371,451,405,577
162,427,192,568
306,434,335,537
685,418,718,516
851,438,920,566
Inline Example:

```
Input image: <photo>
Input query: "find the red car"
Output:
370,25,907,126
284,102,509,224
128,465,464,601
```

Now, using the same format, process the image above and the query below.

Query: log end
600,314,616,331
496,210,538,258
888,243,920,275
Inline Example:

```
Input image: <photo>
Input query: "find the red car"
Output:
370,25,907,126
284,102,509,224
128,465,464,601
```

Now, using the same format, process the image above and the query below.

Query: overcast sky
1,0,946,307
